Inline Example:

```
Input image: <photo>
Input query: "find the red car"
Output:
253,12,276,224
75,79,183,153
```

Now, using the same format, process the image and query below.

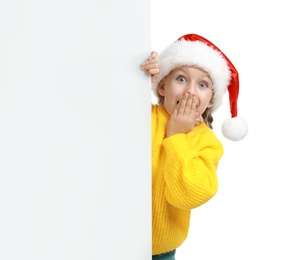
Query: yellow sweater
152,104,224,255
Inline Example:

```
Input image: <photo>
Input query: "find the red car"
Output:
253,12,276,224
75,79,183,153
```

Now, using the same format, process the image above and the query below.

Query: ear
157,79,165,97
207,101,214,108
207,94,214,108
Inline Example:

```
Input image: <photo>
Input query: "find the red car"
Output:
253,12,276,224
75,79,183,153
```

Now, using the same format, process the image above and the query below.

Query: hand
166,93,199,137
141,51,159,83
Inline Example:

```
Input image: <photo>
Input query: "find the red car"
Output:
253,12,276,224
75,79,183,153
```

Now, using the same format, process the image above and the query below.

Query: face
157,66,214,116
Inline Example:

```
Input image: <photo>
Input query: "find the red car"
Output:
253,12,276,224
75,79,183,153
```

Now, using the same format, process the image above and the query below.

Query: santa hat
152,33,248,141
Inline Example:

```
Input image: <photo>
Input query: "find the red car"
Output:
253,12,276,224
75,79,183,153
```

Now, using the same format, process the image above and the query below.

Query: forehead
170,66,211,79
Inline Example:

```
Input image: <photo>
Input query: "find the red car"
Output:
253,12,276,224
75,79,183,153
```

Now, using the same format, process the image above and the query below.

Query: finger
190,96,199,118
183,94,198,120
151,74,159,83
142,58,158,68
176,93,189,115
141,51,158,66
142,62,158,72
142,63,158,75
145,69,159,77
149,51,158,59
195,99,199,117
189,95,199,118
184,94,194,115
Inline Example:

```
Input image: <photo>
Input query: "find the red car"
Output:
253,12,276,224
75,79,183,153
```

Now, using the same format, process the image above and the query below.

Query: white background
1,1,296,259
151,0,297,259
0,0,151,259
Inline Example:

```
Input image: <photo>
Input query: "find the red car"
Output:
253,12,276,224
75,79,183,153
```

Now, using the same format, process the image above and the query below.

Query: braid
157,95,164,105
202,107,213,129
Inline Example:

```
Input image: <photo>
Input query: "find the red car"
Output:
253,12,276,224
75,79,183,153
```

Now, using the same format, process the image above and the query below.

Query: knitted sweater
152,104,224,255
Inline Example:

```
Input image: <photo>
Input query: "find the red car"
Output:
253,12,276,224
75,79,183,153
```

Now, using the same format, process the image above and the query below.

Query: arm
162,128,223,210
141,51,159,83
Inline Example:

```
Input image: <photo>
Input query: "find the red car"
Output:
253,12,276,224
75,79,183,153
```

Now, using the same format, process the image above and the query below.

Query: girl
142,34,248,259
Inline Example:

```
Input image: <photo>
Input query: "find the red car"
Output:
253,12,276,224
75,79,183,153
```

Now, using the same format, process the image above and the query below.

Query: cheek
203,90,213,100
207,94,213,103
166,87,181,98
198,92,213,106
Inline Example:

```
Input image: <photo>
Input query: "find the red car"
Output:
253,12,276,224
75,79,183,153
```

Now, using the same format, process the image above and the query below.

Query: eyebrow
174,68,187,74
174,67,212,82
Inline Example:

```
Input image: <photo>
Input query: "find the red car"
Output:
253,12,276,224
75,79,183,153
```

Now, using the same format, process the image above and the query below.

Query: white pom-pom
221,116,248,141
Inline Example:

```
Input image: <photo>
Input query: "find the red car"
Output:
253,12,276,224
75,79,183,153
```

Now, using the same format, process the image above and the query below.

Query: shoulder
151,103,158,111
191,123,223,151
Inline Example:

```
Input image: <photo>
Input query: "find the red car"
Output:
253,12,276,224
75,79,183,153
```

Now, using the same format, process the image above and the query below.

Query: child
142,34,248,259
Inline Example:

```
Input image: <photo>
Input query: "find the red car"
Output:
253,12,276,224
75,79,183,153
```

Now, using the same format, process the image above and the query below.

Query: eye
199,82,208,88
177,76,186,82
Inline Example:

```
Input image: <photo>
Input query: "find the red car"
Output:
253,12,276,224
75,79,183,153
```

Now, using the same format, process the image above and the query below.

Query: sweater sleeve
162,129,224,210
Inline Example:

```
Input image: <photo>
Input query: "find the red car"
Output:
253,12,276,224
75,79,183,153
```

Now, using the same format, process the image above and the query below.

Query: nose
184,82,196,96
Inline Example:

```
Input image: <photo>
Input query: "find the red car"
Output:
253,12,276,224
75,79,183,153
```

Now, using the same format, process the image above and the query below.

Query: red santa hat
152,33,248,141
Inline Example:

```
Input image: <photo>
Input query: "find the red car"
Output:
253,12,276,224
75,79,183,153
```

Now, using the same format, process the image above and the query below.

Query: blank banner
0,1,151,259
